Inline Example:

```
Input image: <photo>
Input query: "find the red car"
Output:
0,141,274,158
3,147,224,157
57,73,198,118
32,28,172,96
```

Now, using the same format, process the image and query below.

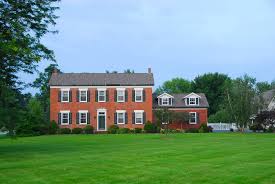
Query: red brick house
49,69,209,131
49,69,154,131
153,92,209,129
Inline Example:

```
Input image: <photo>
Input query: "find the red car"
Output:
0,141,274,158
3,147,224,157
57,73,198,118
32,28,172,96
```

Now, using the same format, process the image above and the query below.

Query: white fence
207,123,238,132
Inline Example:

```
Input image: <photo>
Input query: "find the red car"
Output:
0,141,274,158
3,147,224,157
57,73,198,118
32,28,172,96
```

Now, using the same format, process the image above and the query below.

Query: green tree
155,78,191,95
226,75,260,131
191,73,232,115
33,64,60,122
256,81,271,93
0,0,59,133
208,109,233,123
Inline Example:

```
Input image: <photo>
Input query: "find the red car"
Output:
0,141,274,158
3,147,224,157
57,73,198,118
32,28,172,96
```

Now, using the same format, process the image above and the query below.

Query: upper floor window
98,89,106,102
117,89,125,102
61,89,70,102
135,89,143,102
189,112,197,124
157,93,174,106
79,89,88,102
185,93,201,106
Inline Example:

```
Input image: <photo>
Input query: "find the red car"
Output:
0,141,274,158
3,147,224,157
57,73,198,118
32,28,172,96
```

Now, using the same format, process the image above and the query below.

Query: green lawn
0,134,275,184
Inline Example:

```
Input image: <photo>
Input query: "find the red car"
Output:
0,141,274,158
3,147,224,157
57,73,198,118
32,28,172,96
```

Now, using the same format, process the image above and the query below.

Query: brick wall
50,87,153,130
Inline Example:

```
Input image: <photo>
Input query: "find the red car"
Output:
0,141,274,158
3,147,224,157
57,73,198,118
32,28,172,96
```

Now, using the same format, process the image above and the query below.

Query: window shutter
87,113,90,124
58,91,61,102
132,112,135,124
132,90,135,102
76,113,79,124
125,113,128,124
69,113,72,124
159,98,162,105
114,113,117,124
114,90,117,102
125,90,128,102
187,98,189,105
76,90,79,102
58,113,61,124
87,90,90,102
143,90,146,102
106,90,109,102
95,90,98,102
143,112,146,124
69,91,72,102
196,98,199,105
196,113,200,124
169,98,172,105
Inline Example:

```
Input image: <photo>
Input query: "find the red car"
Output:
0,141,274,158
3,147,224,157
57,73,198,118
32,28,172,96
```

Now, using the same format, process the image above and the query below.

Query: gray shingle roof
49,73,154,86
153,93,209,108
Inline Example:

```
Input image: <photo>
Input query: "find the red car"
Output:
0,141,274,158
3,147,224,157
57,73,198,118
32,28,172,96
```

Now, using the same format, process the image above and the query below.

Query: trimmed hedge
83,125,94,134
72,128,83,134
59,128,71,134
108,125,119,134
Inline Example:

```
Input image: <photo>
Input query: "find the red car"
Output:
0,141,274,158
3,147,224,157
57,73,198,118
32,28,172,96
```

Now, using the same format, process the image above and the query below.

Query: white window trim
79,89,88,103
78,110,88,125
61,89,70,103
116,110,126,124
161,97,170,106
189,112,197,124
117,89,125,103
134,110,144,125
188,97,197,105
134,88,143,102
97,89,106,102
60,111,70,125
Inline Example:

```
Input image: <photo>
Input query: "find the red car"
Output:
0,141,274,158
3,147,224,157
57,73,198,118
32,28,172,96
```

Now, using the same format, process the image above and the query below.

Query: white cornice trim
50,86,153,89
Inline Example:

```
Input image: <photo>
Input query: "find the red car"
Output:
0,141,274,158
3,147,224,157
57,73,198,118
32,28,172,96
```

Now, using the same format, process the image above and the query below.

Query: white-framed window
61,89,70,102
189,98,197,105
79,89,88,102
60,111,70,125
117,89,125,102
135,110,144,124
135,89,143,102
79,110,88,124
98,89,106,102
116,110,126,124
162,98,169,106
189,112,197,124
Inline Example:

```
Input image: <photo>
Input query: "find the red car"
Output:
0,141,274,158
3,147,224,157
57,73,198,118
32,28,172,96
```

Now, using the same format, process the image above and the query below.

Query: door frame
97,109,107,131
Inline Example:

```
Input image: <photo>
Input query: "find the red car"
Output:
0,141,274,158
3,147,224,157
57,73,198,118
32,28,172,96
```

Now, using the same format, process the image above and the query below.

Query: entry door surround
97,109,107,131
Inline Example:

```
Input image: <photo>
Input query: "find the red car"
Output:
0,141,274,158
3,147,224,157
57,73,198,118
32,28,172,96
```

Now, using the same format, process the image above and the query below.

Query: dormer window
185,93,201,106
157,93,174,106
162,98,169,105
189,97,197,105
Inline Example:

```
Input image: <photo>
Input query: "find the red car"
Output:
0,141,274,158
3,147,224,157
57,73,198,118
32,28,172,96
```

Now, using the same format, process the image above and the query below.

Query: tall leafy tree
0,0,60,133
191,73,232,115
33,64,60,122
226,75,260,131
155,78,191,95
256,81,272,93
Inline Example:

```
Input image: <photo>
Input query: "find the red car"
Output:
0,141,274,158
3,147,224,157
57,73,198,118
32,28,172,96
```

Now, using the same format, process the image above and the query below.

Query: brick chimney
52,68,59,76
148,67,152,74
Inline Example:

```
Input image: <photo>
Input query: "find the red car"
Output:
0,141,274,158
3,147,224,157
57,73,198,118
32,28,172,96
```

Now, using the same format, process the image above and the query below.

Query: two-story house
153,92,209,129
49,69,154,131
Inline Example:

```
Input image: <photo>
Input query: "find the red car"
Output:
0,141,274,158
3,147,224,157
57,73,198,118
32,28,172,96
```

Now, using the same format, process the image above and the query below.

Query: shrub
267,126,275,133
59,128,71,134
48,121,59,134
118,128,130,134
144,121,157,133
72,128,83,134
134,128,142,133
108,125,119,134
249,124,264,132
199,124,212,133
186,128,199,133
83,125,94,134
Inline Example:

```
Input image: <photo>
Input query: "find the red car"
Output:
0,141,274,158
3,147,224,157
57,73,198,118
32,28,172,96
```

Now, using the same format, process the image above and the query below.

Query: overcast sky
24,0,275,92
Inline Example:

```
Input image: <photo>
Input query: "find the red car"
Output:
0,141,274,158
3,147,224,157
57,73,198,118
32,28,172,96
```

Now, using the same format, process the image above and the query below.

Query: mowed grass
1,134,275,184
